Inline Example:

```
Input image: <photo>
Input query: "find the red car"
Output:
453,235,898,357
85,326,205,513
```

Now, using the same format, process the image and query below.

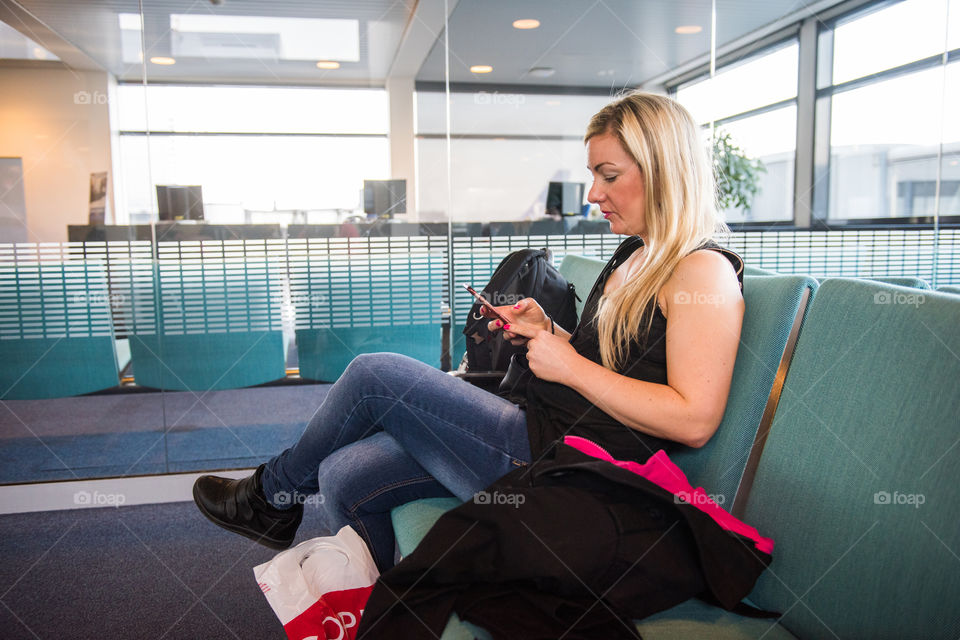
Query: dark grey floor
0,385,332,483
0,500,335,639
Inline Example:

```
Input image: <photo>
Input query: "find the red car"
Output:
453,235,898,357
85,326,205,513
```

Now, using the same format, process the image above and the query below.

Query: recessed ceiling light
150,56,176,65
316,60,340,69
527,67,555,78
675,25,703,34
513,19,540,29
470,65,493,74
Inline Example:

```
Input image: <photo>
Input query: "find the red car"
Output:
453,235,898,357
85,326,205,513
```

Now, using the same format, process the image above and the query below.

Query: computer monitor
546,181,585,216
156,185,204,221
363,179,406,219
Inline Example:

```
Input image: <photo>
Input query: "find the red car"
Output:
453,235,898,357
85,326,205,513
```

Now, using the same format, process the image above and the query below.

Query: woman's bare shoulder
659,249,742,316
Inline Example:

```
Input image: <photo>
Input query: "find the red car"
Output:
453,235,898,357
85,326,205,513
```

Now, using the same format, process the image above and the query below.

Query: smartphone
462,284,511,325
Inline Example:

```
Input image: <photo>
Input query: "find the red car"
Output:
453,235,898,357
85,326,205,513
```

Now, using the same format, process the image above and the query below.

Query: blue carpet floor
0,500,335,639
0,385,331,483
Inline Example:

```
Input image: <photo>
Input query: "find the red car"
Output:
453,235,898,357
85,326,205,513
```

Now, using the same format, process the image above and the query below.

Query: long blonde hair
585,91,727,371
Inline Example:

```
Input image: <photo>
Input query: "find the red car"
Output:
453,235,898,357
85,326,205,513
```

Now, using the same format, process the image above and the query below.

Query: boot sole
192,481,295,551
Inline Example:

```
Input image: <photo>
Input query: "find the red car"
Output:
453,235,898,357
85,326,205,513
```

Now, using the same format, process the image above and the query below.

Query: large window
116,85,389,224
414,90,611,223
819,0,959,222
674,41,799,224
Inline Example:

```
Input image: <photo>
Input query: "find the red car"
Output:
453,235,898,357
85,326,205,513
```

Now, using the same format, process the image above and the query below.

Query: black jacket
357,444,772,640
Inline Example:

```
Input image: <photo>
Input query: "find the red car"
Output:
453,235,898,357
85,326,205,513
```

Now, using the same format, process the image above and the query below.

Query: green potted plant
712,129,765,212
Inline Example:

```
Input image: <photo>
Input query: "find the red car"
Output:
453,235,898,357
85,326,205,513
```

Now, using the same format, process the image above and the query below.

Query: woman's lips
602,211,614,219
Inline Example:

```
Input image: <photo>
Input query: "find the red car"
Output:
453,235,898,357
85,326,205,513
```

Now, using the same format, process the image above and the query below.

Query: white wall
0,67,114,243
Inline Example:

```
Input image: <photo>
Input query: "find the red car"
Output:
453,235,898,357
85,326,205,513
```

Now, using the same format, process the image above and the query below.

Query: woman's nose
587,181,603,204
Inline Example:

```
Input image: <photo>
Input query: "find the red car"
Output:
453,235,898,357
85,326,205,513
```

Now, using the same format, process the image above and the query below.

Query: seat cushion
637,598,797,639
391,496,461,557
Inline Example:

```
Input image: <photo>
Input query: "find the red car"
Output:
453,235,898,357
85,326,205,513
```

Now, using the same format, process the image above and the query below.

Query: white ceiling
2,0,844,87
417,0,823,88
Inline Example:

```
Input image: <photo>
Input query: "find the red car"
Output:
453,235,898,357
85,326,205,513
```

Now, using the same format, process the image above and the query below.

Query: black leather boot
193,464,303,550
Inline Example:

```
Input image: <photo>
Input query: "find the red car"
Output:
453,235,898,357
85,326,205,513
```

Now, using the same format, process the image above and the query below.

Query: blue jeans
260,353,531,570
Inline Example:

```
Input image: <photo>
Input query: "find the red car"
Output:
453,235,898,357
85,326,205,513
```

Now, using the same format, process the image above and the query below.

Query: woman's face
586,131,646,238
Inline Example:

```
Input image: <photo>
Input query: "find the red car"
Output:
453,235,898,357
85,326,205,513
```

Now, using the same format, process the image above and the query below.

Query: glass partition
2,0,954,487
0,3,167,483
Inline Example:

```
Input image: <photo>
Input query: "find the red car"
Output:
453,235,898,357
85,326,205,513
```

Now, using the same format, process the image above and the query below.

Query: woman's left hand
501,322,581,385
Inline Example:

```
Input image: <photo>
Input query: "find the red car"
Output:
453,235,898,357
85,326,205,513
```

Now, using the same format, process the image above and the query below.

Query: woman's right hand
483,298,550,346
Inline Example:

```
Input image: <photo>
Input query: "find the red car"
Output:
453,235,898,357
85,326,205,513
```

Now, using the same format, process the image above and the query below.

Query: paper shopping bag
254,525,380,640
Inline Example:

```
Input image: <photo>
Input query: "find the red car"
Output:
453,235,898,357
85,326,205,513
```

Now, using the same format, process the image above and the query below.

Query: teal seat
670,274,818,506
129,331,284,391
636,598,797,639
293,254,444,381
558,254,606,318
391,496,463,558
130,256,285,391
744,264,779,276
868,275,930,288
0,261,118,399
297,325,441,382
738,280,960,638
819,275,931,288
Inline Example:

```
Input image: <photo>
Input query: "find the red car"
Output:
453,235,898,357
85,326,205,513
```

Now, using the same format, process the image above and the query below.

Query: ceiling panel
5,0,845,87
415,0,841,88
11,0,413,84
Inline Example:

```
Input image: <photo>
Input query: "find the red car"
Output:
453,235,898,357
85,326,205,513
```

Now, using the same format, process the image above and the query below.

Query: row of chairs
0,259,442,400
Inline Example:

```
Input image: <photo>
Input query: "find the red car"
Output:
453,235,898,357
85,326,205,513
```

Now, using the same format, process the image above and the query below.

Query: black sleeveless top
524,236,744,463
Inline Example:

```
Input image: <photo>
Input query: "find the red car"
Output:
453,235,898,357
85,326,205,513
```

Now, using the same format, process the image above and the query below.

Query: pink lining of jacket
563,436,774,554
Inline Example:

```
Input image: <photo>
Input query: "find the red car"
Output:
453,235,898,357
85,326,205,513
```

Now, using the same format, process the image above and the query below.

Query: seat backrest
819,275,931,289
743,264,779,276
0,260,119,399
867,275,931,288
558,254,605,318
129,254,286,390
741,279,960,639
670,274,818,506
936,284,960,295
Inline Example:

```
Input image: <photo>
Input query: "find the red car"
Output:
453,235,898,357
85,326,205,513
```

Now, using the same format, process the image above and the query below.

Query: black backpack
462,248,579,373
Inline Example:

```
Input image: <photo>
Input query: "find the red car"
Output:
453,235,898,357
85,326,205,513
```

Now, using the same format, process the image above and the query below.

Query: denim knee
340,352,429,382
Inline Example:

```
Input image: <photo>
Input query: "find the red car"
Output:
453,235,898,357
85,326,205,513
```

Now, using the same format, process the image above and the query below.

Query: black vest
524,236,744,462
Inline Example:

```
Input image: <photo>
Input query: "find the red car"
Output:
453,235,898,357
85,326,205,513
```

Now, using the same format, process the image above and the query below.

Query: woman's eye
604,175,617,183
